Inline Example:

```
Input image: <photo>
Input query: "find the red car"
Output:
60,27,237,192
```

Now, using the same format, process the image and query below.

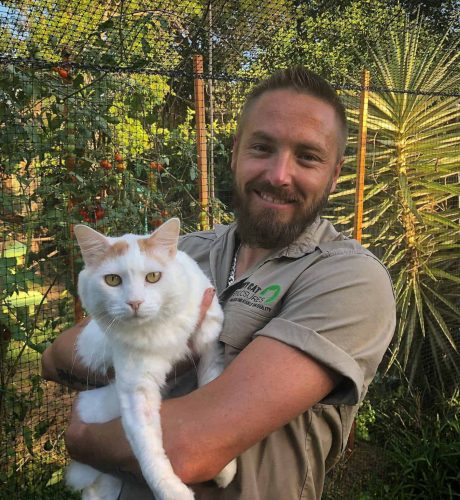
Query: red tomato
58,68,69,79
95,206,105,220
100,159,112,170
149,161,164,172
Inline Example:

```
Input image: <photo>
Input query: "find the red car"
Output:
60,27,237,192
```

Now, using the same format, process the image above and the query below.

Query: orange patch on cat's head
104,240,130,261
137,238,150,254
137,238,168,265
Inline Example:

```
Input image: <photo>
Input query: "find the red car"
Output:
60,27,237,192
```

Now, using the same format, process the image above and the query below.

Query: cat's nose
127,300,144,312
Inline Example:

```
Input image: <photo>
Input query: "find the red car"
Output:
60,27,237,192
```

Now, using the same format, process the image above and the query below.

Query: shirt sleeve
254,251,396,405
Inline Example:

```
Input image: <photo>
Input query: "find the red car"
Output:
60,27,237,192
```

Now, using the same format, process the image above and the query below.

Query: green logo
260,284,281,304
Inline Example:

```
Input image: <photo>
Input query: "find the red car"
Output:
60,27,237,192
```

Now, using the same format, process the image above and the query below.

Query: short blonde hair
238,66,348,156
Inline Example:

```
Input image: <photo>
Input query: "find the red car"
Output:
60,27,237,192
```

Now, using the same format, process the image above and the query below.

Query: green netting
1,1,459,498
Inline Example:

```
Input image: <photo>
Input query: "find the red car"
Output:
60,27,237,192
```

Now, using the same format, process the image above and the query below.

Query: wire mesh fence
1,1,459,498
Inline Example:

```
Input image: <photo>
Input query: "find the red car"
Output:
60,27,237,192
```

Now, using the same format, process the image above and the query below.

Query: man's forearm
64,336,339,487
65,399,216,485
66,412,141,476
41,318,112,390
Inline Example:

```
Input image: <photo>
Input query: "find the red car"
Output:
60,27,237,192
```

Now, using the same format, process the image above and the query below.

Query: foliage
365,383,460,499
394,0,460,35
355,399,376,442
1,2,460,497
326,379,460,499
242,0,408,84
333,14,460,393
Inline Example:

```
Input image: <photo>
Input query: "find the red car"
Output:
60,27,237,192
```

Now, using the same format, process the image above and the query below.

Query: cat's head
74,218,181,330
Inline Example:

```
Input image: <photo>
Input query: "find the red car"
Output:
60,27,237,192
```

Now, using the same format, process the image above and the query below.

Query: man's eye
299,153,319,163
105,274,122,286
251,144,271,153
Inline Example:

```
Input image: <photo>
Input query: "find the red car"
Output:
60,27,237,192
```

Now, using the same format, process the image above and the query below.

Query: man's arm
65,335,340,484
41,317,113,390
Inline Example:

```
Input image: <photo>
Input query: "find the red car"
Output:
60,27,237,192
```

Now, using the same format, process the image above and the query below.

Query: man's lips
254,189,298,206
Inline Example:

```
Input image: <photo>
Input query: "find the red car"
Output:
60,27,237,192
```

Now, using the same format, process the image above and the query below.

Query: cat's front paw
156,477,195,500
213,458,237,488
66,460,101,490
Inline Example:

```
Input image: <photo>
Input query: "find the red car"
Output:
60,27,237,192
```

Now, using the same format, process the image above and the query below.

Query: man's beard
233,179,331,249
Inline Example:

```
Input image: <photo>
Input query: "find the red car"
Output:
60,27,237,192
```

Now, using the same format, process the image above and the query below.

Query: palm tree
332,15,460,393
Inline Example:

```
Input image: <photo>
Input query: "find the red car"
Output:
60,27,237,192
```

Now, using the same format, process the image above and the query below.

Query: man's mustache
244,180,304,204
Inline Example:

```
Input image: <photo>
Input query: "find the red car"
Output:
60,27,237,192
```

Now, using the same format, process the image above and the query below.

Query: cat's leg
117,380,194,500
77,384,120,423
66,385,121,496
214,459,238,488
81,473,122,500
66,462,122,500
193,299,237,488
196,339,224,387
192,295,225,386
66,460,102,492
77,320,113,377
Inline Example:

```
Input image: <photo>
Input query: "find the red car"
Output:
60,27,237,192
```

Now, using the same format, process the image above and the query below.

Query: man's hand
65,402,141,476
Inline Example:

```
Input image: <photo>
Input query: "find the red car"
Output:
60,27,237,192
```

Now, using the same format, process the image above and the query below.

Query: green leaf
45,468,64,487
23,426,34,456
430,268,460,285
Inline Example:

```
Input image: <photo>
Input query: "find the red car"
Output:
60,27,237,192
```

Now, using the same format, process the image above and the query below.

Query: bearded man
42,66,395,499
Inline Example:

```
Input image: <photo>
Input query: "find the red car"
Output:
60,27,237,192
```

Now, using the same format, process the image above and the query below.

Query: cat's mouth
100,311,149,328
122,312,147,323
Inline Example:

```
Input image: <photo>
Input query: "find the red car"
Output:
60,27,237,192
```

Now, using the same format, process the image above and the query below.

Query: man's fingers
198,288,215,327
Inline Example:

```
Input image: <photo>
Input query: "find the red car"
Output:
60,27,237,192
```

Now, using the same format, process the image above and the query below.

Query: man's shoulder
179,224,231,255
311,218,380,259
289,219,392,289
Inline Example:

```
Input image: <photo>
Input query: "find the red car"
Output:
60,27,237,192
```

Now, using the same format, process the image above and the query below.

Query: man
42,66,396,499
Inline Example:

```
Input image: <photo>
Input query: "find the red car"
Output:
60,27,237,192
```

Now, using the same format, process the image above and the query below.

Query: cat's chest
111,345,182,384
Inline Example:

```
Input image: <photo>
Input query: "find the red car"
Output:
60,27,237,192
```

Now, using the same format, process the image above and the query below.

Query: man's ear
329,158,344,194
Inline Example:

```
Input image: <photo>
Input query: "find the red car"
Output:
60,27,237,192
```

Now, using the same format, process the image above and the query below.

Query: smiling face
232,89,344,248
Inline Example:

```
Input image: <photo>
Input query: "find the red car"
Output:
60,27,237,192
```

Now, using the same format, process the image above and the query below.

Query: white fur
66,219,236,500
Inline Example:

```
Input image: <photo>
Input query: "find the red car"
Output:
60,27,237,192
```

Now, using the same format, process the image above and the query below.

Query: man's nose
266,152,294,186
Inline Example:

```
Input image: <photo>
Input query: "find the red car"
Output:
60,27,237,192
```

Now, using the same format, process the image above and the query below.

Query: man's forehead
246,90,335,124
239,89,343,152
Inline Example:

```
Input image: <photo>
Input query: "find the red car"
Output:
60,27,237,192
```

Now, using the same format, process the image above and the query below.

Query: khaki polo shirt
119,218,396,500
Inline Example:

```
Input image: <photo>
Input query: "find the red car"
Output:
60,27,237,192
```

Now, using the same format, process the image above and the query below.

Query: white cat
65,218,236,500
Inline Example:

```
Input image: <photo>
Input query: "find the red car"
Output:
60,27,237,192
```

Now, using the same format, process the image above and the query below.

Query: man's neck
235,244,273,281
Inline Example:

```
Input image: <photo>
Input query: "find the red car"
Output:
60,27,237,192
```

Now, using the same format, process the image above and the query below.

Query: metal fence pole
193,54,210,231
353,69,370,243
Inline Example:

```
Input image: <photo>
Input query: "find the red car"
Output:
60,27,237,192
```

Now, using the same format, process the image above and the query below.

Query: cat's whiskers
69,334,81,386
102,316,120,376
186,351,199,375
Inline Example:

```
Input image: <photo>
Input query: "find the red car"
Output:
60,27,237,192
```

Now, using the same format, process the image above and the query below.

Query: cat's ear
146,218,180,259
73,224,110,266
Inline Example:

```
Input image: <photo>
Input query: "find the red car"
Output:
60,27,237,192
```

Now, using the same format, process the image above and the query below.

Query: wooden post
346,69,370,459
353,69,370,243
193,54,210,231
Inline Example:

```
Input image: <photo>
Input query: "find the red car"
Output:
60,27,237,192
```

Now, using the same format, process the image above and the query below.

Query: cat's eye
146,272,161,283
104,274,122,286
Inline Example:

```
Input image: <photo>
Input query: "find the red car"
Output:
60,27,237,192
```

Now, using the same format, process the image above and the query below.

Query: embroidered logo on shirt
260,284,281,304
229,281,282,312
